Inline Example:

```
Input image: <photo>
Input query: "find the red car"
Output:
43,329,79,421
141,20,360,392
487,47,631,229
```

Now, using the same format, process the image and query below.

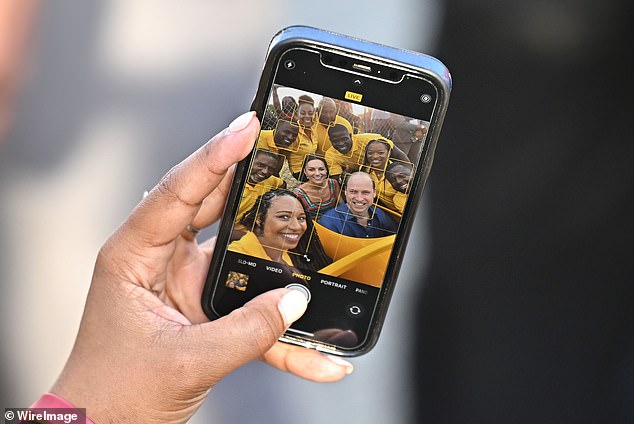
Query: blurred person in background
413,0,634,423
391,116,428,162
0,0,37,144
263,84,297,130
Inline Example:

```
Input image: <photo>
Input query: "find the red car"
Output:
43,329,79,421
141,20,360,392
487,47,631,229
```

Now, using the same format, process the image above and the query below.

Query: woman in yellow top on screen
361,138,391,196
286,95,319,179
229,189,331,271
360,138,409,216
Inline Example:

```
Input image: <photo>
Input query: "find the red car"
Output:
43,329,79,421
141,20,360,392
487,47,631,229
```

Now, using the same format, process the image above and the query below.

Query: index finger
124,112,259,247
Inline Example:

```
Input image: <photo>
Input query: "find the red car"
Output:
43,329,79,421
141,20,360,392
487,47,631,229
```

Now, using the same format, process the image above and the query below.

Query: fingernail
326,355,354,374
278,290,308,327
228,111,256,133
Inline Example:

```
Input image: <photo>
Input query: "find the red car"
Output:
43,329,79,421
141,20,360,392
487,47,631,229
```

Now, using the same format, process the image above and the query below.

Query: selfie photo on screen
228,86,428,287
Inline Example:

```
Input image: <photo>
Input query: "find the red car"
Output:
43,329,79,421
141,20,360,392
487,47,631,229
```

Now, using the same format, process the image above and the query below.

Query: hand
51,112,352,424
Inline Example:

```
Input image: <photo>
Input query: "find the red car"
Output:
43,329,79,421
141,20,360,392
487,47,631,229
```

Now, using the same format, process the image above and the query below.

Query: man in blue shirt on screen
319,171,398,238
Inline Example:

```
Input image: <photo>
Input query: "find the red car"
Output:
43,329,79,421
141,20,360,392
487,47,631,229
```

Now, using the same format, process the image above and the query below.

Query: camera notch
320,52,402,82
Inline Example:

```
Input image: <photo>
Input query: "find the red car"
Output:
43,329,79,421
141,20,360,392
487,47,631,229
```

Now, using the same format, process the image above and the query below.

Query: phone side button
284,283,312,303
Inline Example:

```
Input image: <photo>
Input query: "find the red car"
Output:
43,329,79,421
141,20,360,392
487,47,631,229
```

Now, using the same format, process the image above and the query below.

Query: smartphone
202,26,451,356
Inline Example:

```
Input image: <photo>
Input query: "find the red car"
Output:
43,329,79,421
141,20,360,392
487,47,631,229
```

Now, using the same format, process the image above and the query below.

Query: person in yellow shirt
285,96,319,178
325,124,408,182
360,138,398,211
324,124,366,179
230,190,331,271
382,160,414,214
256,119,299,151
257,114,315,179
313,97,353,155
232,150,286,240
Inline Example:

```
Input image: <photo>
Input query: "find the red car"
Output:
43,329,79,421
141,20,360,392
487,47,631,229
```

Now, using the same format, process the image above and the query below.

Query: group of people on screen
228,88,429,272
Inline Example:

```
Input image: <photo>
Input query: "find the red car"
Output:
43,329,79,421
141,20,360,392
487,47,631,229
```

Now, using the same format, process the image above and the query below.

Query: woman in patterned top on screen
291,155,341,220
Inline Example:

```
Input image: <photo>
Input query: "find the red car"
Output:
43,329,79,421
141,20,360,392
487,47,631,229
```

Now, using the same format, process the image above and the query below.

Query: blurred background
0,1,439,423
2,1,633,423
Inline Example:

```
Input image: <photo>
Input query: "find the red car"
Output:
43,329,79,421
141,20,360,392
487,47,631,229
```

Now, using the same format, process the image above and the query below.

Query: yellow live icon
344,91,363,102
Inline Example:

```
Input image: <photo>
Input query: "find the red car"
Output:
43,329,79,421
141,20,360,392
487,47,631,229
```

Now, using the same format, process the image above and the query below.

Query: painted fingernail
278,289,308,327
228,111,256,133
326,355,354,374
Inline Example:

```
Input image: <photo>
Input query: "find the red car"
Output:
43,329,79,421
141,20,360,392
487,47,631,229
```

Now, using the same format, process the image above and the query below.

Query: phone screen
207,46,439,352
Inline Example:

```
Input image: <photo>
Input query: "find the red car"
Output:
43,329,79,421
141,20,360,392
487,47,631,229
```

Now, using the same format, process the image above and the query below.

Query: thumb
189,288,308,382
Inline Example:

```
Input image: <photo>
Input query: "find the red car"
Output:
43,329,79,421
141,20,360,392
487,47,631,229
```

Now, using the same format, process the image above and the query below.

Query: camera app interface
213,64,433,350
